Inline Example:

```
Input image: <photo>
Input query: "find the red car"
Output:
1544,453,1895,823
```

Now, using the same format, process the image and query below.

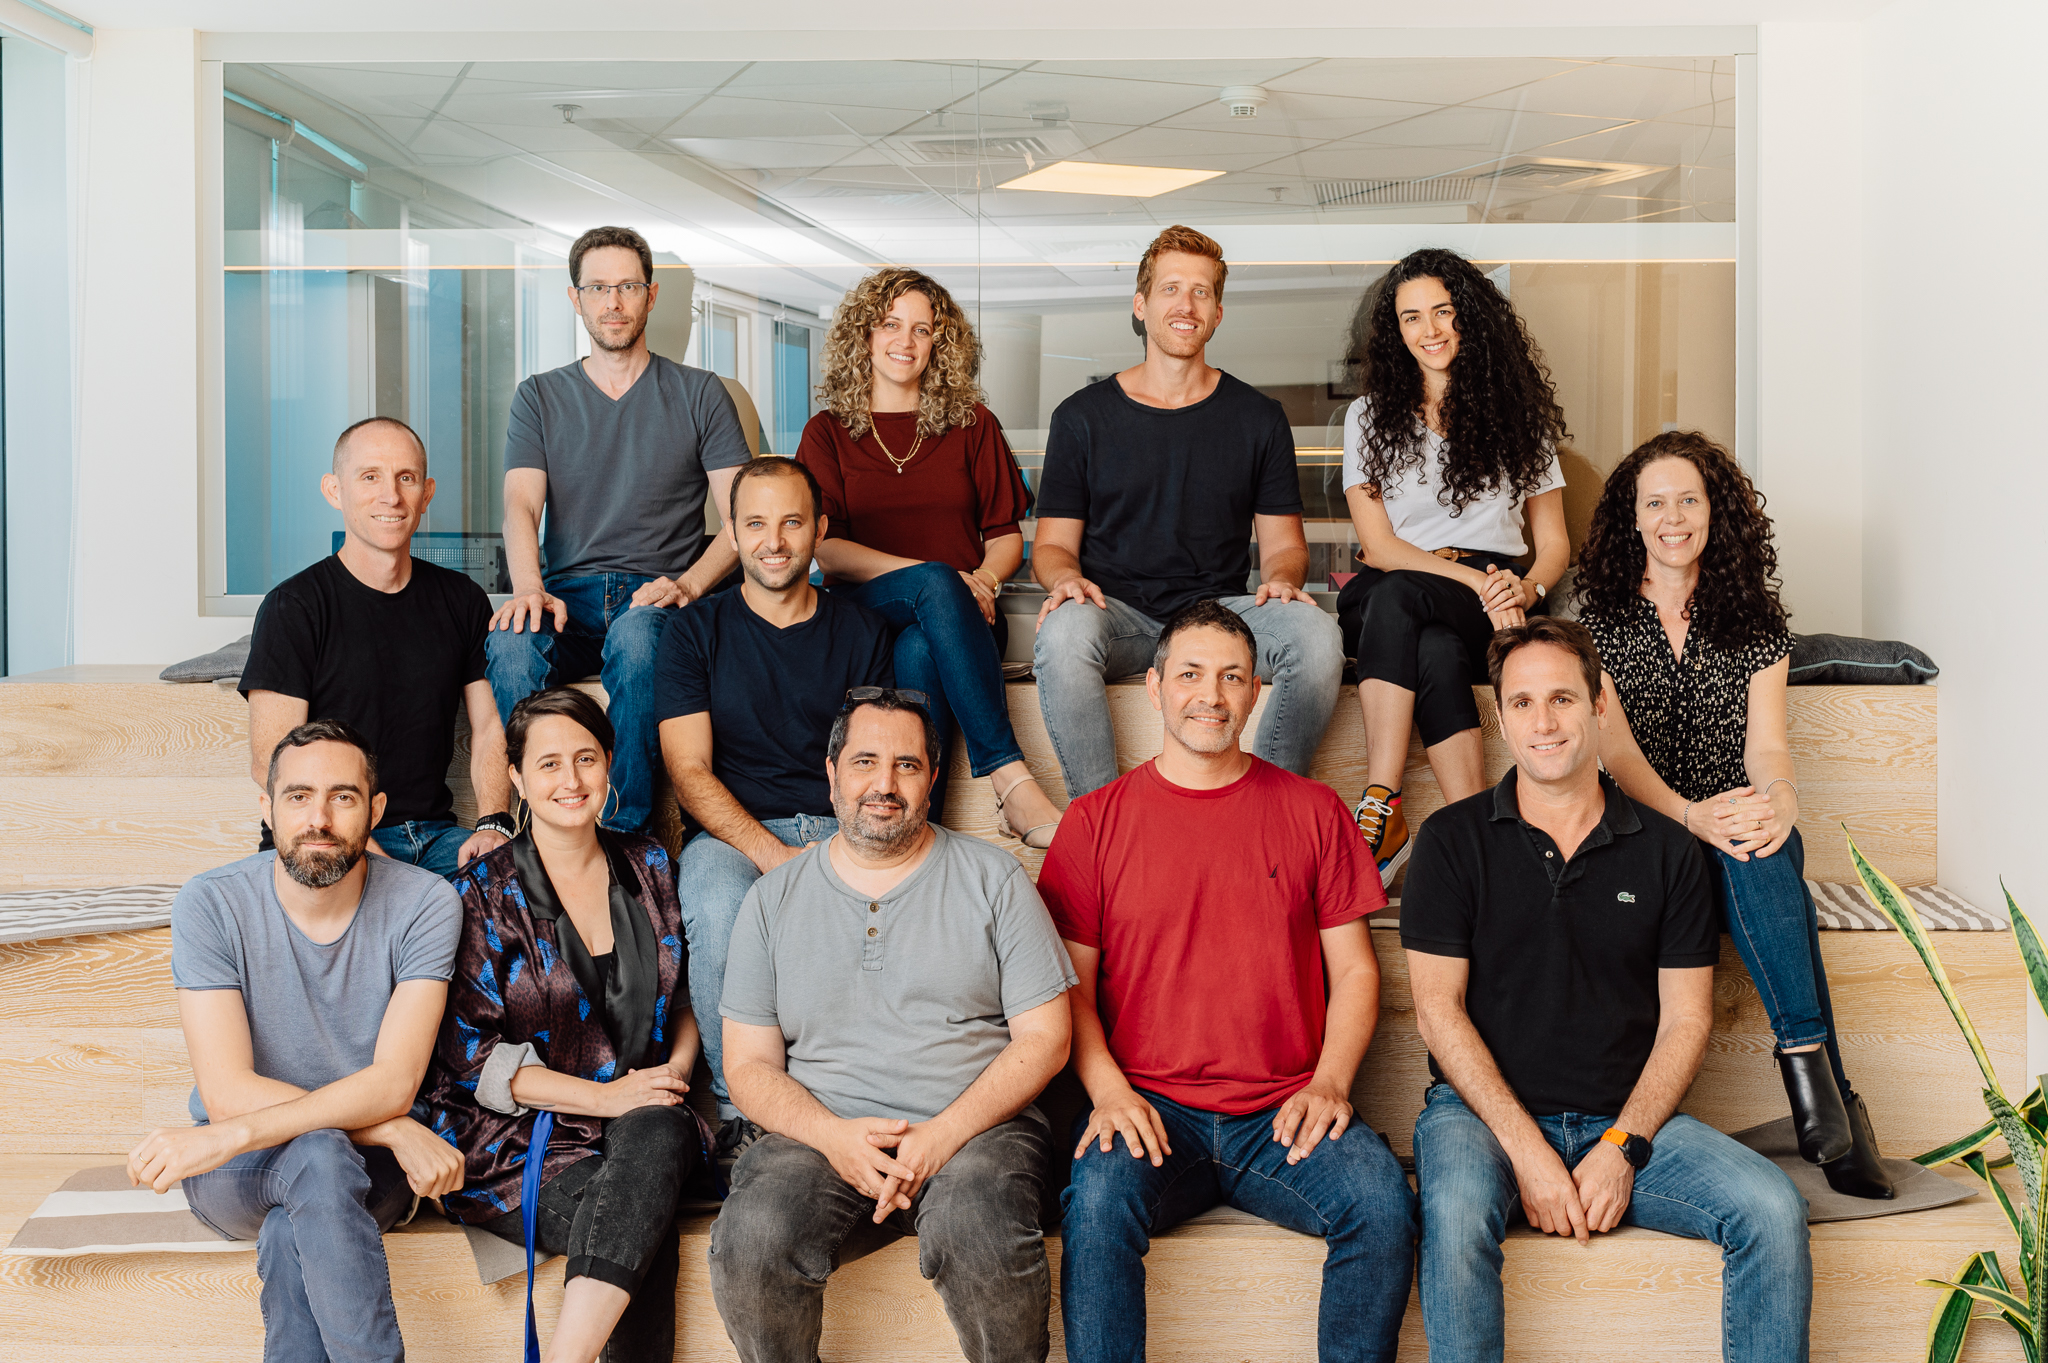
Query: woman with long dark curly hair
1576,431,1892,1199
1335,248,1571,875
793,269,1057,841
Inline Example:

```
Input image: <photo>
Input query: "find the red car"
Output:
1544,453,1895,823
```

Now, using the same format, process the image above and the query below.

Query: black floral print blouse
419,829,689,1223
1583,595,1792,805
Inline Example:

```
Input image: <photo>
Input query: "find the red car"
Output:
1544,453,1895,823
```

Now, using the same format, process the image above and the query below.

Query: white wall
2,38,76,673
1858,0,2048,1068
1753,22,1863,635
69,29,244,666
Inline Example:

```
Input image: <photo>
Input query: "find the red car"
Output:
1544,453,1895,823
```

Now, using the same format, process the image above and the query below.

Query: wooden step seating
0,668,2006,1359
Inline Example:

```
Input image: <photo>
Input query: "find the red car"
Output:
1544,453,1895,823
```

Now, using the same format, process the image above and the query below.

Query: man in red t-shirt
1038,599,1418,1363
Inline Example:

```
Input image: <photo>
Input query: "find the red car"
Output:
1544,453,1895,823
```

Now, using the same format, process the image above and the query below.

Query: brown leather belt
1430,546,1494,562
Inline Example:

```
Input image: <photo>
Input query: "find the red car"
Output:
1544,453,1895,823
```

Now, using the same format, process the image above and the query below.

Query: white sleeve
1532,446,1568,498
1340,398,1372,491
474,1041,546,1116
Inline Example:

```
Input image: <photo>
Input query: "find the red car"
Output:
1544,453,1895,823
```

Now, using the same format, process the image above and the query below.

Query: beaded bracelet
1764,778,1797,799
1681,800,1693,832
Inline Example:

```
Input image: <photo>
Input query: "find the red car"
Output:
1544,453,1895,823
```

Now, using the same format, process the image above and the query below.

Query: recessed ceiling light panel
998,161,1225,198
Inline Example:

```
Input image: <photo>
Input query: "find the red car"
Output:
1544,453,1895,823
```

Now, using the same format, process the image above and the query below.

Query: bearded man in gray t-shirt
485,224,754,837
710,691,1077,1363
128,721,462,1363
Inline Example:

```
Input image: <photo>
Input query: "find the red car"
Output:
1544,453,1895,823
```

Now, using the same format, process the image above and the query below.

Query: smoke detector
1219,86,1269,119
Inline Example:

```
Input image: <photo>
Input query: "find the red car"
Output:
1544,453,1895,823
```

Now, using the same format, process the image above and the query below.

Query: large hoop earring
600,783,620,828
512,792,529,838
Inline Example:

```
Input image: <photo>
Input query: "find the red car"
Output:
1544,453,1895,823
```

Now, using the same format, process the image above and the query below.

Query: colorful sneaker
1354,784,1412,879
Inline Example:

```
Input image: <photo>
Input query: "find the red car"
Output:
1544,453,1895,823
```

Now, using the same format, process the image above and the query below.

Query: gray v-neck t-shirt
721,826,1077,1125
504,353,752,580
171,852,463,1123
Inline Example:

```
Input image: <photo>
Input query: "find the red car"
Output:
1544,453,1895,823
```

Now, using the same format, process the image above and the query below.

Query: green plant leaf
1919,1118,2002,1167
1849,835,2002,1095
1928,1252,1990,1362
1919,1278,2037,1333
1964,1151,2033,1260
2011,884,2048,1025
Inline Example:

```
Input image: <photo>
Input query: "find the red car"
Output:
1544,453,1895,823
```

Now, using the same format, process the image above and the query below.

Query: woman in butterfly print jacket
420,686,704,1363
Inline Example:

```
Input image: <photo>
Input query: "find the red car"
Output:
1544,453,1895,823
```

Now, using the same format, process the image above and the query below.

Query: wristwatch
1601,1127,1653,1170
1532,581,1547,600
475,812,517,840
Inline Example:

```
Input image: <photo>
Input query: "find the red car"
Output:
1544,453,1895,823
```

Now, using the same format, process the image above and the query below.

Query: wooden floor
0,674,1937,891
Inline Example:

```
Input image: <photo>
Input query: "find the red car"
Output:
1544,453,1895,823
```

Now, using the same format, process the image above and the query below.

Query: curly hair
817,269,984,441
1345,248,1568,515
1572,430,1789,652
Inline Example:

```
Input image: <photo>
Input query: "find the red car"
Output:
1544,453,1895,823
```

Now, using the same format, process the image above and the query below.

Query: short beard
1164,706,1244,756
278,828,367,889
833,786,926,858
744,552,810,593
583,313,647,354
1147,319,1210,359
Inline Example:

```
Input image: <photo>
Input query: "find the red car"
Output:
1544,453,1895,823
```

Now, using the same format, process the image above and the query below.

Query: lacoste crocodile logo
1617,891,1637,903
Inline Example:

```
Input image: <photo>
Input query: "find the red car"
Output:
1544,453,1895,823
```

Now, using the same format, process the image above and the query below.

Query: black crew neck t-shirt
652,587,893,822
1399,768,1719,1117
241,555,492,827
1034,371,1303,621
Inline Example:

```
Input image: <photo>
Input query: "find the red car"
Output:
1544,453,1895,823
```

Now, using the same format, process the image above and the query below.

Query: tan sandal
993,774,1059,851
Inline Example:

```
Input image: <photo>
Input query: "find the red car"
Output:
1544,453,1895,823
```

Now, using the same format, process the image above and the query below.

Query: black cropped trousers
1335,556,1501,750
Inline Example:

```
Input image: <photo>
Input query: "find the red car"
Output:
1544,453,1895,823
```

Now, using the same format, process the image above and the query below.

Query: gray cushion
1787,632,1937,685
158,635,251,683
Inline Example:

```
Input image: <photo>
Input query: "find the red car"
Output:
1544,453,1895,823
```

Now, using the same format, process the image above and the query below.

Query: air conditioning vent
1314,178,1477,208
891,129,1085,164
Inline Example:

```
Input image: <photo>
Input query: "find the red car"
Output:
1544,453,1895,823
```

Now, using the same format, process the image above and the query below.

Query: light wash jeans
678,814,839,1118
182,1128,414,1363
1059,1089,1415,1363
1031,593,1344,799
1414,1083,1811,1363
369,819,472,879
484,571,674,835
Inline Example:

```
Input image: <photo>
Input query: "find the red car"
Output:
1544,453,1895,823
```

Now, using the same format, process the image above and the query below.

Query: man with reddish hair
1031,226,1343,799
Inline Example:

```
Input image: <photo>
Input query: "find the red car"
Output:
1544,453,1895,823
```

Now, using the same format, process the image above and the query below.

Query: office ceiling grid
232,56,1736,305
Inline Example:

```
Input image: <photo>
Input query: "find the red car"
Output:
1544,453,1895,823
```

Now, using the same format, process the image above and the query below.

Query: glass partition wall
217,57,1737,601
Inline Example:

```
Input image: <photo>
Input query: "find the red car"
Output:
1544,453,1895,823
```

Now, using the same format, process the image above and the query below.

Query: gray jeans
708,1107,1054,1363
1032,592,1346,798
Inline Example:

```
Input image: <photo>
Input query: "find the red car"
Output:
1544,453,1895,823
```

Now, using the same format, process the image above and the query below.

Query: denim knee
279,1129,369,1206
486,624,553,681
1032,601,1111,676
602,605,671,677
1059,1151,1155,1245
1273,600,1346,674
1727,1166,1810,1262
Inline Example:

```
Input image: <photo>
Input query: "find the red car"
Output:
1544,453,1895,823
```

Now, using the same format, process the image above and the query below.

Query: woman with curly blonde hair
794,268,1059,841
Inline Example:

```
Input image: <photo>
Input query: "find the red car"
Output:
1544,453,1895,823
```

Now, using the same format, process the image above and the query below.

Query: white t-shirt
1340,397,1566,557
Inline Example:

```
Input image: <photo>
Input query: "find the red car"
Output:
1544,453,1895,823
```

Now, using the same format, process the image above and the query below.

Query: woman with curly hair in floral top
794,268,1058,842
421,686,708,1361
1574,431,1891,1199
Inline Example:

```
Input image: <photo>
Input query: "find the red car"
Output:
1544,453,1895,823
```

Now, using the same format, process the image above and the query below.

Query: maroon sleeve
966,406,1034,541
1035,797,1104,948
794,412,854,540
1309,784,1387,928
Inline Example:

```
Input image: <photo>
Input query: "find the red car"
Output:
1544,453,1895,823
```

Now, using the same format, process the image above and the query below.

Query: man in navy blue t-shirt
656,456,893,1150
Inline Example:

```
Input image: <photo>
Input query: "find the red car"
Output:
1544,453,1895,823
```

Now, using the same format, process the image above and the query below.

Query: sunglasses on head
841,686,931,714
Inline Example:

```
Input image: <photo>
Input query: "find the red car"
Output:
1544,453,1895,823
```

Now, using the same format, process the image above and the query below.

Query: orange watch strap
1601,1127,1632,1149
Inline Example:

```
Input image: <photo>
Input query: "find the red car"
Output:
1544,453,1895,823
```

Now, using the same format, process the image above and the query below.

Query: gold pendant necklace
870,416,924,474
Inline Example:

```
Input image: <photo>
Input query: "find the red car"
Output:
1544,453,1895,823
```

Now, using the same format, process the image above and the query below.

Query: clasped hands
1692,783,1796,861
1471,564,1534,630
821,1114,967,1224
1513,1138,1634,1245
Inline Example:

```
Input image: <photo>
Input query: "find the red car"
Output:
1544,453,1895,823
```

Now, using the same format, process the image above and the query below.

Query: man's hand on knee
1035,575,1107,629
492,590,567,634
1251,581,1314,607
1511,1145,1592,1244
127,1124,247,1194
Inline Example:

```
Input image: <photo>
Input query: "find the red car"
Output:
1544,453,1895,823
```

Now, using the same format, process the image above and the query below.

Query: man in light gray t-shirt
486,225,755,837
709,694,1075,1363
129,724,463,1363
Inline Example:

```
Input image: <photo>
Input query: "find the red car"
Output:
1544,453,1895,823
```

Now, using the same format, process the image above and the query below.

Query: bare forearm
1258,542,1310,591
1361,533,1490,589
929,1030,1067,1147
677,536,739,601
1528,538,1569,595
471,727,512,817
507,1065,613,1118
979,533,1024,583
1614,1020,1710,1140
673,765,788,871
503,504,545,597
813,539,921,584
1601,744,1693,825
212,1066,420,1155
1031,543,1084,592
1311,967,1379,1094
1068,995,1136,1104
1418,1004,1549,1159
668,1010,703,1075
728,1060,845,1151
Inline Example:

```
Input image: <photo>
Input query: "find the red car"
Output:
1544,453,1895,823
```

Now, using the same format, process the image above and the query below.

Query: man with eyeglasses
487,224,753,836
655,456,895,1159
710,688,1075,1363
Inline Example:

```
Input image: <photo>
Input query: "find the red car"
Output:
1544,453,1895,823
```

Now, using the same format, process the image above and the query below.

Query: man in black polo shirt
655,456,893,1152
1401,619,1810,1363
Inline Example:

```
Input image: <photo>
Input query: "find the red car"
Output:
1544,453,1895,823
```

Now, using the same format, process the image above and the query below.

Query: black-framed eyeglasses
576,282,650,300
842,686,930,713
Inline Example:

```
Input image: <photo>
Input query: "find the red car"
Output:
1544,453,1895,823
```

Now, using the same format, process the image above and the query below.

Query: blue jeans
484,572,673,835
182,1129,414,1363
1032,593,1345,799
834,562,1026,817
678,814,838,1117
370,819,471,878
1059,1089,1416,1363
1713,827,1850,1092
1414,1083,1810,1363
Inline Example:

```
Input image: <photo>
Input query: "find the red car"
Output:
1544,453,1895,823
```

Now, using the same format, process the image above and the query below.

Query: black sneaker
715,1116,766,1170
